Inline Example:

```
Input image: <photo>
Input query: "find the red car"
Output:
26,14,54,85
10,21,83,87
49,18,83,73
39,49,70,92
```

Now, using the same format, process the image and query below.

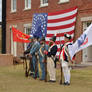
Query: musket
27,55,32,77
34,53,38,79
60,54,63,84
24,56,29,77
20,55,29,77
44,53,47,82
59,33,63,85
44,42,47,82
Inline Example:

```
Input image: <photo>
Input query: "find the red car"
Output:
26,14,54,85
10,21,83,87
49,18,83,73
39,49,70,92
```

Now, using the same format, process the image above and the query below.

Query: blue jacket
30,41,40,55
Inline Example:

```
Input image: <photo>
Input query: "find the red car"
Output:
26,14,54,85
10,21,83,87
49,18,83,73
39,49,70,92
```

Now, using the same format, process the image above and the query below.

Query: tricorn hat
33,34,39,39
50,35,56,42
64,34,71,40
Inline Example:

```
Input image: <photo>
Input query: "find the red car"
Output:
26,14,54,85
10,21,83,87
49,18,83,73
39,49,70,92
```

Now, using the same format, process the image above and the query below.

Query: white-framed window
10,25,17,56
58,0,69,4
24,23,32,50
40,0,48,7
24,0,31,10
11,0,17,12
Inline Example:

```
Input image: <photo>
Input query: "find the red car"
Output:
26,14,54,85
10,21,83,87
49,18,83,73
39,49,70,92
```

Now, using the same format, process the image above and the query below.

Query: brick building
6,0,92,64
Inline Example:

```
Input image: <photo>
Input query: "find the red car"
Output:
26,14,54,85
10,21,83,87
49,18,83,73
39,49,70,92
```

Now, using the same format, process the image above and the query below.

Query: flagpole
10,27,12,55
23,27,25,53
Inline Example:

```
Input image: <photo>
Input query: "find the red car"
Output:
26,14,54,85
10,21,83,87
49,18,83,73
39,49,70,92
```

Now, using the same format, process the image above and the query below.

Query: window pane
25,0,28,8
43,0,48,4
24,26,31,50
11,0,16,11
26,27,31,35
28,0,31,8
25,0,31,9
13,0,16,10
45,0,48,3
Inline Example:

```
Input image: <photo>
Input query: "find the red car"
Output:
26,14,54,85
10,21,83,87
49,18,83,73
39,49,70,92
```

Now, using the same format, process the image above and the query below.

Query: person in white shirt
60,34,72,85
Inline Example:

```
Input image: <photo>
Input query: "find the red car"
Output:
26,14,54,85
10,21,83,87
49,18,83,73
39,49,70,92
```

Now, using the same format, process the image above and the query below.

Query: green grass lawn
0,65,92,92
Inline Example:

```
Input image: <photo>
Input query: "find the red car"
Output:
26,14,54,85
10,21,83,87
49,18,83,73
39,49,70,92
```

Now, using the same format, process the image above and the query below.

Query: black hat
40,37,45,41
50,36,56,42
64,34,71,40
33,34,39,39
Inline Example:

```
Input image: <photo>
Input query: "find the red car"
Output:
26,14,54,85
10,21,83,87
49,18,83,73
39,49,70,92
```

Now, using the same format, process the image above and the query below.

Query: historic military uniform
24,37,34,75
47,36,58,82
39,37,49,80
60,34,72,85
30,35,40,78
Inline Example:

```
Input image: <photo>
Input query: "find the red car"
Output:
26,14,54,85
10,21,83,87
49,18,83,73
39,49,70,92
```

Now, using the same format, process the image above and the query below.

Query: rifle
20,55,28,77
24,56,29,77
34,53,38,79
43,43,48,82
59,34,63,85
27,55,32,76
44,54,47,82
60,64,63,84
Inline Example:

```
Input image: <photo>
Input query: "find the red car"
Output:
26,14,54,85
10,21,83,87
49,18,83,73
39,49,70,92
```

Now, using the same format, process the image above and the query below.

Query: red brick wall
0,54,13,66
6,0,92,63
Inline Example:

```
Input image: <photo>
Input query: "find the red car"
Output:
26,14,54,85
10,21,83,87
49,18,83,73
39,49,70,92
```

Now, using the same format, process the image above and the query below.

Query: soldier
24,36,34,76
24,36,34,54
30,34,40,79
44,35,58,82
39,37,49,81
60,34,72,86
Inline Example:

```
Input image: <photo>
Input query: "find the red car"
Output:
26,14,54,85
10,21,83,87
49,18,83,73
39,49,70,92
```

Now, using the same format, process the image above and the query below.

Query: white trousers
47,57,56,81
61,61,71,83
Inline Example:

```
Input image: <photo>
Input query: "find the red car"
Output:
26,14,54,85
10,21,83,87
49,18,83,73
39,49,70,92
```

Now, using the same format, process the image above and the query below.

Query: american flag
31,7,78,55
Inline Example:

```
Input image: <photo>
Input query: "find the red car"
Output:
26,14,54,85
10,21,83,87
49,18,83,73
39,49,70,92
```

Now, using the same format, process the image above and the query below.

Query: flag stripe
47,22,75,30
48,9,77,20
46,7,77,56
46,39,73,45
48,13,77,23
48,7,77,16
48,17,76,27
47,26,75,34
46,30,74,37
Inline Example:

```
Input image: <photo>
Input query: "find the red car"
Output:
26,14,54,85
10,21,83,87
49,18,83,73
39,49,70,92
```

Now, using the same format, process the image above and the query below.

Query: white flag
68,23,92,60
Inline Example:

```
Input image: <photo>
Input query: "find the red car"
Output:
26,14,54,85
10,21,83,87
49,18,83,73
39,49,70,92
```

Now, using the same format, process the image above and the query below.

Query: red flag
12,27,30,43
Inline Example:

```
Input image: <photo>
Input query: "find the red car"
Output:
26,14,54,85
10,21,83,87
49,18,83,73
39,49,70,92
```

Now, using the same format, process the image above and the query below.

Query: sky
0,0,2,22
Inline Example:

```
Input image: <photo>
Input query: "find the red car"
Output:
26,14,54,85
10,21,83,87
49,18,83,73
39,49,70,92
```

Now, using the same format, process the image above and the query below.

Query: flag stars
44,25,46,27
41,25,43,27
45,14,47,17
31,13,47,36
